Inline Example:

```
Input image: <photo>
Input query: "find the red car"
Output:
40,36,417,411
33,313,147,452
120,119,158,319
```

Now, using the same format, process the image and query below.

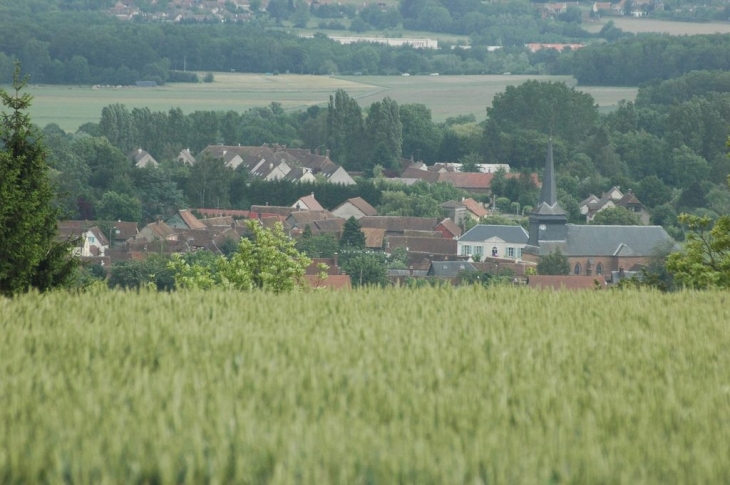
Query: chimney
137,148,142,154
334,252,339,270
325,149,330,157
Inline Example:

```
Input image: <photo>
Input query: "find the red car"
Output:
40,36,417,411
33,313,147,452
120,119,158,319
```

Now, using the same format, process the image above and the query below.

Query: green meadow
18,73,637,132
2,286,729,483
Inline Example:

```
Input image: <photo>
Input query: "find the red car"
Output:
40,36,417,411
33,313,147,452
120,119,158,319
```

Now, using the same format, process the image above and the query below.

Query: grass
17,73,637,132
2,286,730,483
583,17,730,35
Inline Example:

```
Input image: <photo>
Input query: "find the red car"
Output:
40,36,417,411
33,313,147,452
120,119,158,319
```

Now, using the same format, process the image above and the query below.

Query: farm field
584,17,730,35
2,287,730,483
18,73,637,132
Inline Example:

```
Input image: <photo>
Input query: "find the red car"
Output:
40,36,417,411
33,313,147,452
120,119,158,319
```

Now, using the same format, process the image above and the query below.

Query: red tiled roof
303,274,352,290
461,198,489,218
527,275,607,290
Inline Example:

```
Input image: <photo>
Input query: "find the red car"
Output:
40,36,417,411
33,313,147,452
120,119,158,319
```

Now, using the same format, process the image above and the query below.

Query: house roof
437,172,493,190
250,205,298,217
283,167,313,182
177,149,196,165
461,198,490,218
400,167,440,182
538,224,676,257
459,224,529,244
359,216,438,233
303,274,352,290
436,218,462,238
337,197,378,217
293,194,324,211
440,200,466,209
387,236,458,256
194,208,251,218
176,209,206,230
287,211,339,228
138,221,176,240
428,260,478,277
312,218,345,235
528,275,607,290
362,228,386,249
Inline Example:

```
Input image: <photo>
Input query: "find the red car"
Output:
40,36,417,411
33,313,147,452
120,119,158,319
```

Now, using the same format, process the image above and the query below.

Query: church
521,142,676,278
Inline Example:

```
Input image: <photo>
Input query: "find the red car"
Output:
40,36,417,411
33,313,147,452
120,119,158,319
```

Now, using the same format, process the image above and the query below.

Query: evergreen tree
340,216,366,249
0,66,77,296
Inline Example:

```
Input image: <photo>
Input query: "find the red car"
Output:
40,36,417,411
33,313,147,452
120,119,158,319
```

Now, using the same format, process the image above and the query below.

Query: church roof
537,224,675,257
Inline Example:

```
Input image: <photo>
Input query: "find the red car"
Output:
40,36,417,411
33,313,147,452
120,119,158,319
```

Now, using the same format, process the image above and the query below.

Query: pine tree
339,216,366,249
0,65,77,296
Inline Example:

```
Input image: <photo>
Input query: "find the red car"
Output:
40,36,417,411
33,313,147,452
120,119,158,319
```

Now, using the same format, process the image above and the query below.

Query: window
596,263,603,275
88,236,95,244
517,248,522,259
507,247,515,258
474,246,483,257
574,263,581,275
463,245,472,256
492,247,498,257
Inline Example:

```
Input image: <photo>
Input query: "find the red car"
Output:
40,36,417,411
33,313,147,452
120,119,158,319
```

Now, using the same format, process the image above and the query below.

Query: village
60,141,672,290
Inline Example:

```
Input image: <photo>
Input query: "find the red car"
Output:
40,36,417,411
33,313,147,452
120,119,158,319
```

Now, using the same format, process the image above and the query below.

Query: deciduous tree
537,249,570,275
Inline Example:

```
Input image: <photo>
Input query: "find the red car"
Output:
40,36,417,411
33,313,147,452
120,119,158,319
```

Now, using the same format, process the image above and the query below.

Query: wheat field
2,286,729,483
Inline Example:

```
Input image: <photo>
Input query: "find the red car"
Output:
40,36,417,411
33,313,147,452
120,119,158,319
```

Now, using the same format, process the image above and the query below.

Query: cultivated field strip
1,287,729,483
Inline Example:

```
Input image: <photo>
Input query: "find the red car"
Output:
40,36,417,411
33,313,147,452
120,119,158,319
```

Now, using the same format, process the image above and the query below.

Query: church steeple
525,140,568,252
534,139,564,216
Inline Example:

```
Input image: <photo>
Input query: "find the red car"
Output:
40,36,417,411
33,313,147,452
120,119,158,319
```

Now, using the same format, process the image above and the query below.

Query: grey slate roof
427,261,478,277
459,225,529,244
538,224,676,257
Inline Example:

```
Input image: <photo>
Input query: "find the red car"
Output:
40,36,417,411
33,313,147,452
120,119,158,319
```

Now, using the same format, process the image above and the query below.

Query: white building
457,225,529,260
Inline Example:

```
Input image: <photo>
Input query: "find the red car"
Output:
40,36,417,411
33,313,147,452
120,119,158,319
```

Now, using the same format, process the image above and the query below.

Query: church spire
533,139,565,216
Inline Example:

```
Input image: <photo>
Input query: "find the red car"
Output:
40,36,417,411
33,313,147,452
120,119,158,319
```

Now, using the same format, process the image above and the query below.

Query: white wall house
457,225,529,260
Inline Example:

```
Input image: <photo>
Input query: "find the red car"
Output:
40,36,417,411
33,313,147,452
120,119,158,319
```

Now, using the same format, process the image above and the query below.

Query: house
580,187,651,224
527,275,607,290
57,221,109,258
285,211,341,232
177,149,196,165
362,228,386,249
616,190,651,225
359,216,439,236
427,260,478,279
331,197,378,220
386,236,458,257
436,218,462,239
461,198,490,220
129,148,158,168
522,142,676,279
166,209,206,230
292,193,324,211
283,167,317,183
457,224,529,260
436,171,539,195
133,221,178,243
440,200,469,225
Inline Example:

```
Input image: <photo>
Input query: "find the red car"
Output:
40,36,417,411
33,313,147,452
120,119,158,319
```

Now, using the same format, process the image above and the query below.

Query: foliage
666,213,730,289
339,250,389,287
170,220,311,293
537,248,570,275
590,206,642,226
458,151,482,173
378,190,441,218
108,254,175,291
339,216,366,249
0,65,77,296
296,233,339,258
4,287,730,483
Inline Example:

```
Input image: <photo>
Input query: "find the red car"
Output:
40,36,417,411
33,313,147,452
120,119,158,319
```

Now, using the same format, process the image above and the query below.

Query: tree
666,213,730,289
459,152,482,172
170,220,311,293
485,81,598,146
95,191,142,223
326,90,365,170
365,97,402,171
340,216,366,249
186,153,231,208
399,103,441,163
0,66,77,296
296,233,340,258
590,206,642,226
340,251,389,287
537,249,570,275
